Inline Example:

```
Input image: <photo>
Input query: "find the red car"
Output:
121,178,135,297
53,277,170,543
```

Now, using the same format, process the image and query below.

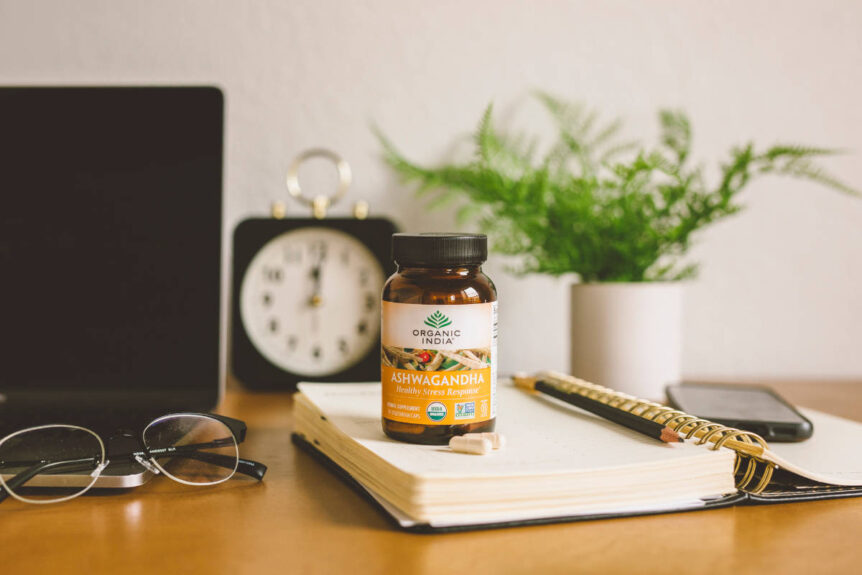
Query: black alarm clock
231,149,397,389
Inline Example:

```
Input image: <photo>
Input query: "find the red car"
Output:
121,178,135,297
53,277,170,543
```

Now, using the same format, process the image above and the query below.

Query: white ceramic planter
570,282,683,400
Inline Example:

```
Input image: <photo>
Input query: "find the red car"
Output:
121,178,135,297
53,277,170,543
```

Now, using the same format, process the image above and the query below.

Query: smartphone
665,383,813,442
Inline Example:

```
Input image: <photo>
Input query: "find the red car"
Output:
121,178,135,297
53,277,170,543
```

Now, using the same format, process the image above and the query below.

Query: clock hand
309,244,327,307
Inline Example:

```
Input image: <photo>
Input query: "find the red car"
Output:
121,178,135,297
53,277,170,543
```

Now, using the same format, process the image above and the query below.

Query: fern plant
378,94,857,282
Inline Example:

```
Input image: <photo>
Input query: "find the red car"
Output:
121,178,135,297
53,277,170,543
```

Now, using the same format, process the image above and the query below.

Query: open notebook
293,379,862,532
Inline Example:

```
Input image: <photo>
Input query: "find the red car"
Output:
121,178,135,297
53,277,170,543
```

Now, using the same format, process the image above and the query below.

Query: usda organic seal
426,402,447,422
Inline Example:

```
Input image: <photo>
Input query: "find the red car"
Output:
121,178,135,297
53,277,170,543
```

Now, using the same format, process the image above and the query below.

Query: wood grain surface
2,380,861,574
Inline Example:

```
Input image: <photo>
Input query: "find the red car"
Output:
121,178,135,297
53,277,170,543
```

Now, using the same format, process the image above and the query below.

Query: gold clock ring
285,148,352,209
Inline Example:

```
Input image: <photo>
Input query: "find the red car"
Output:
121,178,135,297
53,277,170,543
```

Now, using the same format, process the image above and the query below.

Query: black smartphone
665,383,813,442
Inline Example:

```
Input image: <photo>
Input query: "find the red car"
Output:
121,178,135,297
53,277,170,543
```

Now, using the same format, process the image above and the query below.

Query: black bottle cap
392,233,488,266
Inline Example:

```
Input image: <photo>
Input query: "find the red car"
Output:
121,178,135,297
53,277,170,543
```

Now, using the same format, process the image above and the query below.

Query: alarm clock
231,149,397,389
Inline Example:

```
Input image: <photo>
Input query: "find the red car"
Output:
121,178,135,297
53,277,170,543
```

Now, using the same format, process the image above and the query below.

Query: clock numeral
338,338,348,355
359,269,370,286
287,335,298,351
357,321,368,336
312,345,322,360
263,292,273,307
263,267,283,283
269,318,279,333
364,293,375,312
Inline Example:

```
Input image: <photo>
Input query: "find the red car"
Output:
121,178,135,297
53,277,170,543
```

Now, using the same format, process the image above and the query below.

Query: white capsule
449,435,492,455
462,432,506,449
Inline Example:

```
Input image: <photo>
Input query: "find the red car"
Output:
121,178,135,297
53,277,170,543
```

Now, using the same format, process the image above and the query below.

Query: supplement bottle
381,233,497,444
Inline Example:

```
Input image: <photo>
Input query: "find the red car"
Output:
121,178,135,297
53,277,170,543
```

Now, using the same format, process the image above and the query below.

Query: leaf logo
424,310,452,329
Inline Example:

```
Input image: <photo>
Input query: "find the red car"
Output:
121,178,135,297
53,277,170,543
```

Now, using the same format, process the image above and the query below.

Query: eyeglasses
0,413,267,504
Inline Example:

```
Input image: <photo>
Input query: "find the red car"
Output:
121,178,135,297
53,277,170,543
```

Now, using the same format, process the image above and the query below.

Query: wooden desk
3,381,862,574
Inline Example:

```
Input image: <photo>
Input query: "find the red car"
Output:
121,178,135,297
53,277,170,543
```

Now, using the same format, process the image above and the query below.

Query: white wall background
1,0,860,381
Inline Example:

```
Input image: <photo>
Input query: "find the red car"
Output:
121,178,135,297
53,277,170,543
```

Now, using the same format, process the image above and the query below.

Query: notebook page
762,408,862,486
297,381,735,480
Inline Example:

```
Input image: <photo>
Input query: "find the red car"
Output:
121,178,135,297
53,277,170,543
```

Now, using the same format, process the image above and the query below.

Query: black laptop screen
0,87,222,409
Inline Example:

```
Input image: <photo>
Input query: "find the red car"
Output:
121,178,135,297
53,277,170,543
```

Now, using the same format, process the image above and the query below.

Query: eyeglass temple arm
0,457,99,503
145,448,267,480
135,437,265,479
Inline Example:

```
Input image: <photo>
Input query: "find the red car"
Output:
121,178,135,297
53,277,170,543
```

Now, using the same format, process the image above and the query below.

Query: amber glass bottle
381,233,497,444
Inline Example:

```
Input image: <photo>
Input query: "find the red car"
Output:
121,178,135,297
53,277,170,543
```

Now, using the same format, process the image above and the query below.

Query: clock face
239,227,385,377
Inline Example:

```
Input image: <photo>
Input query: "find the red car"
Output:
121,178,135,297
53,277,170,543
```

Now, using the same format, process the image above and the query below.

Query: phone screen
669,385,805,423
666,384,815,442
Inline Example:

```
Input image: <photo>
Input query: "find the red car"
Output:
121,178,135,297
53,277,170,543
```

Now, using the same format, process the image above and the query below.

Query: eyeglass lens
142,415,239,486
0,425,104,503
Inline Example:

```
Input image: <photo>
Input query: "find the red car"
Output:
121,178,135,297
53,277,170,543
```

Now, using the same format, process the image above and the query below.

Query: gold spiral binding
541,371,775,494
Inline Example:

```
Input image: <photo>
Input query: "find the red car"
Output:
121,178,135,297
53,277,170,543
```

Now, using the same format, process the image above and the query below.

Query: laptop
0,86,224,487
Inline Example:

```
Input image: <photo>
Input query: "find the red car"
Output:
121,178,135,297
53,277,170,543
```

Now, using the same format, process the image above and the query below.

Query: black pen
513,376,683,443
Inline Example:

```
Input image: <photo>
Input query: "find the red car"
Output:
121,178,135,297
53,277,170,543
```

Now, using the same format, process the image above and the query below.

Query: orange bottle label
381,302,497,425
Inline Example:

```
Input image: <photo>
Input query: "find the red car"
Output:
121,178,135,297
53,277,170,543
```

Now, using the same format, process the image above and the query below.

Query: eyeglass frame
0,412,268,505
